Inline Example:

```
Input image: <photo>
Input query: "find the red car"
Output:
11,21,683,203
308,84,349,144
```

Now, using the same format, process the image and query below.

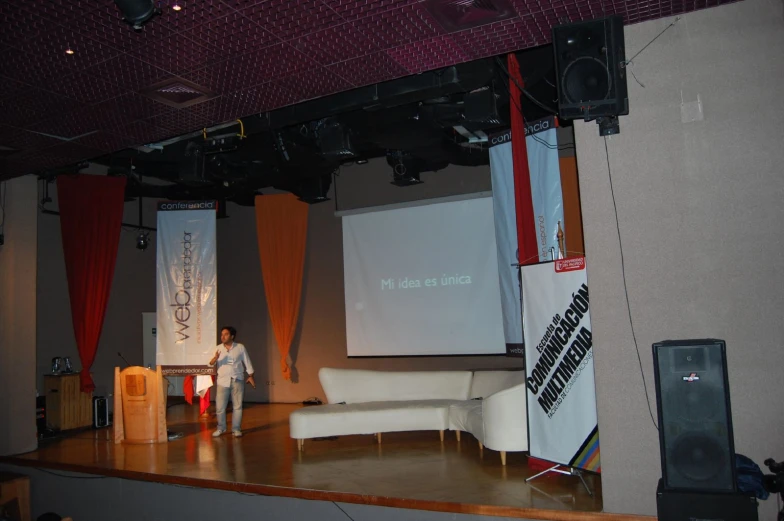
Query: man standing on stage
208,326,256,437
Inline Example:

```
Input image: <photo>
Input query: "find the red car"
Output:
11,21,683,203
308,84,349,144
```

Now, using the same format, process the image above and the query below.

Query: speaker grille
653,339,737,493
563,57,611,104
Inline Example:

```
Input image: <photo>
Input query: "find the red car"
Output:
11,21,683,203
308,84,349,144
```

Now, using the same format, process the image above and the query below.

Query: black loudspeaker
657,479,758,521
552,15,629,133
93,396,109,428
653,339,737,493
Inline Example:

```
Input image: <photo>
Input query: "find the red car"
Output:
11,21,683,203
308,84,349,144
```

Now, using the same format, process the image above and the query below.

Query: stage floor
4,403,625,520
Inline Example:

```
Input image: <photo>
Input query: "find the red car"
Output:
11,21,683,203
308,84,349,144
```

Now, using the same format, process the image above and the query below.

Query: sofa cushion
290,400,461,439
469,370,526,399
447,401,484,442
319,368,472,404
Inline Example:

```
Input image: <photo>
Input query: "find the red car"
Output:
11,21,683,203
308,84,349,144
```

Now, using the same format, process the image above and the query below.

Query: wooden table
44,373,93,430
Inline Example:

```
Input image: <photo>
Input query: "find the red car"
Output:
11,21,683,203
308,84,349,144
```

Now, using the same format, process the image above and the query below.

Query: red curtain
255,194,309,380
507,53,539,266
57,174,127,392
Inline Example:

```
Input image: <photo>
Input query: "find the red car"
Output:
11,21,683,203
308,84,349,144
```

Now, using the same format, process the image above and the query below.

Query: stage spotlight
387,152,424,187
114,0,161,30
136,231,150,251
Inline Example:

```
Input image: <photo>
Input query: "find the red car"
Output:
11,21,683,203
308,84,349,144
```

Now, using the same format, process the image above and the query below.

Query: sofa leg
439,430,444,442
376,432,381,444
500,451,507,466
456,431,461,442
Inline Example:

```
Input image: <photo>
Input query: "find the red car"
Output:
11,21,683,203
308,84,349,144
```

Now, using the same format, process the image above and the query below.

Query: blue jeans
215,378,245,432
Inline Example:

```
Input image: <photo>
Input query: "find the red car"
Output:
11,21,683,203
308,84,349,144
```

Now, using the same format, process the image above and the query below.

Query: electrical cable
495,57,558,116
604,136,658,431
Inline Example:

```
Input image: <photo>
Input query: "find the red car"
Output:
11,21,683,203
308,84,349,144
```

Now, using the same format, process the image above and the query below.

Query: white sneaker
232,430,243,438
212,429,224,437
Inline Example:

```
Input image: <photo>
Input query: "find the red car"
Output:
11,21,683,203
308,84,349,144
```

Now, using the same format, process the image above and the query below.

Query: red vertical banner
507,53,538,266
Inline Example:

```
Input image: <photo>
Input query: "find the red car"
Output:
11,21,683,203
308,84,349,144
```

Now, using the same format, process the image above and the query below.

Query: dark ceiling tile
321,0,421,22
26,110,105,141
0,89,85,128
81,55,172,93
254,80,304,111
44,73,133,105
292,23,376,65
0,75,30,100
154,0,237,33
278,68,353,100
0,125,63,152
2,28,122,84
386,35,470,74
326,51,409,87
352,4,444,50
123,35,216,75
0,1,59,47
240,0,344,41
178,13,280,65
93,94,176,128
185,43,314,94
452,18,535,59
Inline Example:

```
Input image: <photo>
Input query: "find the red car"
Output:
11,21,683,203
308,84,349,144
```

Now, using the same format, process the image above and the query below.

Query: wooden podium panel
44,374,93,431
0,472,30,521
114,366,167,444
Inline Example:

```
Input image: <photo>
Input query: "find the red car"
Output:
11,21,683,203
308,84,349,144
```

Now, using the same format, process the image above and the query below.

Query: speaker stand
525,464,593,496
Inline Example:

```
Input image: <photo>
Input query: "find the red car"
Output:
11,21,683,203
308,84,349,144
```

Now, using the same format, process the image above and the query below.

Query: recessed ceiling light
65,47,75,55
172,3,182,11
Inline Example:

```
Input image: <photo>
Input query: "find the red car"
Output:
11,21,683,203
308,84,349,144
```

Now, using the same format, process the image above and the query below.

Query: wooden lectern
113,366,167,444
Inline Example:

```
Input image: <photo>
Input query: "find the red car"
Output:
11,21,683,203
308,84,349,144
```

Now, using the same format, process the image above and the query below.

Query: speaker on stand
652,339,758,521
551,15,629,135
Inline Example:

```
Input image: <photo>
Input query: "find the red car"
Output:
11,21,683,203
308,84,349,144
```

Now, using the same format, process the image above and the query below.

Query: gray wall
35,159,522,407
0,176,38,456
574,0,784,516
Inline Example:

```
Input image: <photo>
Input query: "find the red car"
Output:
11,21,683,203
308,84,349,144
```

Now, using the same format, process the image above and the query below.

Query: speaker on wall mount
652,339,737,494
552,15,629,136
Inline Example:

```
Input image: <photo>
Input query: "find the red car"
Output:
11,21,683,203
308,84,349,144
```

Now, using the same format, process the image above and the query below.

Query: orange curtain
254,194,309,380
559,156,585,257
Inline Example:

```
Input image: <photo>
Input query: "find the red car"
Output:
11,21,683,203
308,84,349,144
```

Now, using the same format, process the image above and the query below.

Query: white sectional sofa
289,368,528,465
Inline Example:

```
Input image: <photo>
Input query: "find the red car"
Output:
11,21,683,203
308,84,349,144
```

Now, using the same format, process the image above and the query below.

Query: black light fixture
114,0,161,30
136,231,150,251
387,152,424,187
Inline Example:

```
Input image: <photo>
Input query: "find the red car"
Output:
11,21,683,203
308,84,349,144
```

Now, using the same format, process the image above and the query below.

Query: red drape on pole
507,53,539,266
57,174,126,393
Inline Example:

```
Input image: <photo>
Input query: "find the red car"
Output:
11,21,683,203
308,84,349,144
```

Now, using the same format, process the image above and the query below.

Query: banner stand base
525,464,593,497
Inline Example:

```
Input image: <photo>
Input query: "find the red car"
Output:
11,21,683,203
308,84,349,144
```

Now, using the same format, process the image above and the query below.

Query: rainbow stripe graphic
569,426,601,473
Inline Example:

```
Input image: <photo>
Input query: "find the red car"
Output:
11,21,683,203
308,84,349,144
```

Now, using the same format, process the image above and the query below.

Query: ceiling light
172,3,182,11
65,47,75,55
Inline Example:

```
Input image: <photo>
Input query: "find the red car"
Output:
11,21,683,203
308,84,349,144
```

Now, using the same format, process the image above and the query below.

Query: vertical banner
526,117,565,262
489,115,566,354
156,201,218,376
521,257,600,472
489,132,523,354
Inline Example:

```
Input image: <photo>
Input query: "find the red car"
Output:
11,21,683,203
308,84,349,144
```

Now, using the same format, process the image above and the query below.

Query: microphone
117,352,132,367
